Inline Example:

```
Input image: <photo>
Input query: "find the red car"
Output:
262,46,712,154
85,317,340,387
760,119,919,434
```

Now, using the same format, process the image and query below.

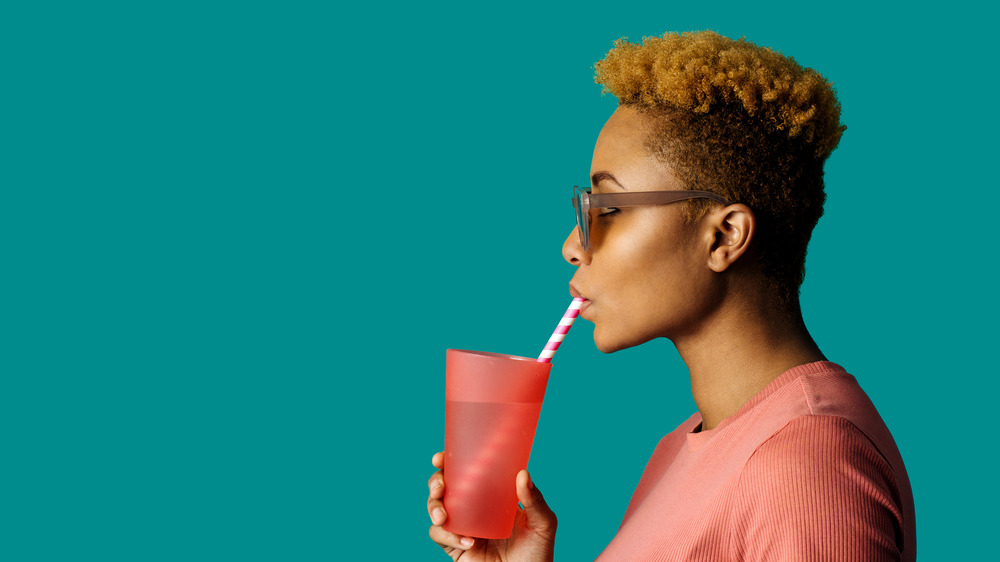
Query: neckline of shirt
685,360,847,451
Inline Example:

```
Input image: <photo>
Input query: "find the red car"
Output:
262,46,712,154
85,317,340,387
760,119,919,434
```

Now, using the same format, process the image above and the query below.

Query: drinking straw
537,297,585,363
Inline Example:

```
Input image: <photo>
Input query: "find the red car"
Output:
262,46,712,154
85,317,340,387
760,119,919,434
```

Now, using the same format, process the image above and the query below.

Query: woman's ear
706,204,755,272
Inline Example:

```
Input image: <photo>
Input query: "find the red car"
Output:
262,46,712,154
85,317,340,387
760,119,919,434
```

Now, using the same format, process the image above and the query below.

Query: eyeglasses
572,186,732,251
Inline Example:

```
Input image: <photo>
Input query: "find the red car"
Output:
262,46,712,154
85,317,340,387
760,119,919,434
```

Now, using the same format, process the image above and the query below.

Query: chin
593,327,649,354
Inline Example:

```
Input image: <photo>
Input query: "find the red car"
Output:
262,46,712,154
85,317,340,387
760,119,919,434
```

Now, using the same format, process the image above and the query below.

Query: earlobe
707,204,755,273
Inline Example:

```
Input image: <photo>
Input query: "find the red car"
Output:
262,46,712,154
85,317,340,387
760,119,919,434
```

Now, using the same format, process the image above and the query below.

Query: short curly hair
594,30,845,308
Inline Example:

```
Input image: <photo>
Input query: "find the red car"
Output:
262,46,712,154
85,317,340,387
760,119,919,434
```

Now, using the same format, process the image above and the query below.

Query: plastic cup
443,349,551,539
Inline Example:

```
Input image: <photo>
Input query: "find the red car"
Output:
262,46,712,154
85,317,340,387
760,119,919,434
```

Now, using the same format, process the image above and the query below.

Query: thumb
516,470,557,535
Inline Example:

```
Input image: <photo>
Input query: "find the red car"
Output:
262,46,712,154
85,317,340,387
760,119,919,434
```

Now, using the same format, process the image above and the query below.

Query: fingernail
460,537,474,547
432,508,445,524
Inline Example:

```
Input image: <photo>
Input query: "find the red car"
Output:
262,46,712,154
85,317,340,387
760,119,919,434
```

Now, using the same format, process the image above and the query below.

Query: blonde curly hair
595,30,845,307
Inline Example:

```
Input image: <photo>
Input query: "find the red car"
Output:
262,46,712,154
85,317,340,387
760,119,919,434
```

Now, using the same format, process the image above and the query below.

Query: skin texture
564,106,731,353
428,105,826,560
563,106,826,431
426,453,557,561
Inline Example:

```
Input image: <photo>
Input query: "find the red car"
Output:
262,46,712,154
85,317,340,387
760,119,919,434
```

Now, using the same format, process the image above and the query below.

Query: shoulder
746,415,893,473
740,415,901,507
733,415,905,560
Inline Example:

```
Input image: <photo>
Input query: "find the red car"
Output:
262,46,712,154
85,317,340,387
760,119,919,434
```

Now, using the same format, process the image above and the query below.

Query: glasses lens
574,188,590,251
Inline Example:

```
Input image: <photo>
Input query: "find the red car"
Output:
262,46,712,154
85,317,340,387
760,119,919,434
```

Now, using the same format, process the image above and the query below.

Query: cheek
596,220,659,289
599,214,690,309
607,211,690,282
604,213,707,326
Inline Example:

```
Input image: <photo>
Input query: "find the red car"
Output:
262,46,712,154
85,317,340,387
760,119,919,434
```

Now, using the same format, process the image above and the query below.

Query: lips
569,284,592,316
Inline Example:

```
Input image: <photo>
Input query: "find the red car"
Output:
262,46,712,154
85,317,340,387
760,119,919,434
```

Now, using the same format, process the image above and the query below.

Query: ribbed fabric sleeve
733,416,903,561
594,362,915,562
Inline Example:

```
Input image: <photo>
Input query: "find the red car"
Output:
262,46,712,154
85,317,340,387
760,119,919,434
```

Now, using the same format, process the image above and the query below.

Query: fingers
427,473,446,525
427,496,476,552
428,524,475,551
427,461,448,526
427,451,475,552
428,497,447,526
516,470,557,535
428,471,444,500
427,453,445,518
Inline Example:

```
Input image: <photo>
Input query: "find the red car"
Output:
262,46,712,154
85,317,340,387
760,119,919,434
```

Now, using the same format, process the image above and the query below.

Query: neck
673,287,825,431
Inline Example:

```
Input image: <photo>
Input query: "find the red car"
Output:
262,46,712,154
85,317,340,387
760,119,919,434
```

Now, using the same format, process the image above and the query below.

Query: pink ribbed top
596,361,915,561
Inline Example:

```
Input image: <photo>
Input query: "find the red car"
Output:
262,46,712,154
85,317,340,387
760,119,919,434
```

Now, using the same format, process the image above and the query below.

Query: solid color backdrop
3,1,995,560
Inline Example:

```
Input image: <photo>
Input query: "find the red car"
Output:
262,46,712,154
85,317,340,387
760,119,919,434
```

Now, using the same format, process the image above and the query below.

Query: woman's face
563,106,722,353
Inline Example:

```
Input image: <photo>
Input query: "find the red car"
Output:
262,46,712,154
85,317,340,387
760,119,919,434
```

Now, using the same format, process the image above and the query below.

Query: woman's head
564,106,757,352
593,30,845,308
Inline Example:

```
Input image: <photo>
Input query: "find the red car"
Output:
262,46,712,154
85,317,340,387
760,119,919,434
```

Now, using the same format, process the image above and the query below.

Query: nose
562,226,591,266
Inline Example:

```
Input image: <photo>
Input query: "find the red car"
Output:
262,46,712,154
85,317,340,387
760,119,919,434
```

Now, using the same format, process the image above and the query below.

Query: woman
427,30,915,561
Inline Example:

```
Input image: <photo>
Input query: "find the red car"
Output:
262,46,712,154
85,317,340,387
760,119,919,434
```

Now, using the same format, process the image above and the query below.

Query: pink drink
443,350,550,539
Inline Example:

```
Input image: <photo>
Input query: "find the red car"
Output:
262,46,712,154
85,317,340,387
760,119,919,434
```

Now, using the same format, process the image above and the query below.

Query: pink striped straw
537,297,585,363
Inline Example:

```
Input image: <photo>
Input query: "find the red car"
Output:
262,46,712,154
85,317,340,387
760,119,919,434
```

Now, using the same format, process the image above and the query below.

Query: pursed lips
569,283,592,316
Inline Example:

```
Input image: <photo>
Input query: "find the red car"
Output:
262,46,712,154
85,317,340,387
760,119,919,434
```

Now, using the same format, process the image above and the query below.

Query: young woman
426,30,915,561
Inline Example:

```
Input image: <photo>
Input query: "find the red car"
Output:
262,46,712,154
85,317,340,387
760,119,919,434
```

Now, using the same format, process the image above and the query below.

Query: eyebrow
591,171,628,190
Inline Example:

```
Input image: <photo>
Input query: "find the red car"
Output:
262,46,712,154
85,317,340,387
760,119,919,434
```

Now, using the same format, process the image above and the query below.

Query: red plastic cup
443,349,551,539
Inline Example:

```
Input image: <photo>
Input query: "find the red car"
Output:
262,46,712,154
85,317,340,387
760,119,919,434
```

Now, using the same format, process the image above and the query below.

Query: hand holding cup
427,452,557,562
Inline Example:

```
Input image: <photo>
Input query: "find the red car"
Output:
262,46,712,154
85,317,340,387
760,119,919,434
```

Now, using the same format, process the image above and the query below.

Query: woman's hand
427,452,557,562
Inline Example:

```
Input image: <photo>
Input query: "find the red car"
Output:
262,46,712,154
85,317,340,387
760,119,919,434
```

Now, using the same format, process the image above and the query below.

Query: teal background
3,1,995,559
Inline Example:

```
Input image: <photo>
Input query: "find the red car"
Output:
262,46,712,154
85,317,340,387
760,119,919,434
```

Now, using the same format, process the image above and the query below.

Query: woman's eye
598,207,620,217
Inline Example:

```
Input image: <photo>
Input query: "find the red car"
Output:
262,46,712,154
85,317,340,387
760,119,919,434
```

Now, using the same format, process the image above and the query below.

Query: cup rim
447,349,537,362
